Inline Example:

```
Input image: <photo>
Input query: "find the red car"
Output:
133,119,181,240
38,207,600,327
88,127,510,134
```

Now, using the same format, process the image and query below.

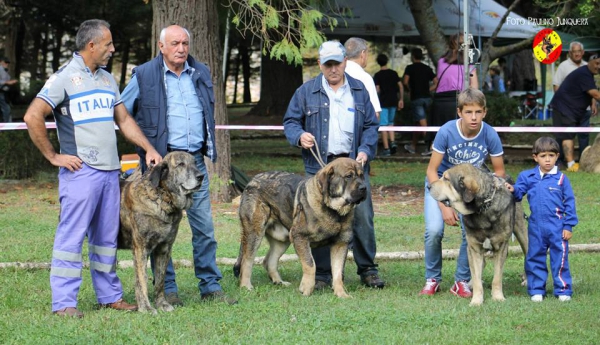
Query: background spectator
374,53,403,156
402,48,436,154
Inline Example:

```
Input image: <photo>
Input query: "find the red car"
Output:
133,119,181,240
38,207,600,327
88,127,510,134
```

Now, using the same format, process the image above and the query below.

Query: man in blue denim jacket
283,40,384,289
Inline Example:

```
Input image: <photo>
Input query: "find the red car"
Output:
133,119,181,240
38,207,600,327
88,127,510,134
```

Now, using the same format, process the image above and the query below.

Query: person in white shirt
553,42,586,91
344,38,387,154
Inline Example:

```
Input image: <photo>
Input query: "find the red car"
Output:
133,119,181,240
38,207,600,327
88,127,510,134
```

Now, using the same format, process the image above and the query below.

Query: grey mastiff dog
118,151,203,314
234,158,367,298
429,163,528,306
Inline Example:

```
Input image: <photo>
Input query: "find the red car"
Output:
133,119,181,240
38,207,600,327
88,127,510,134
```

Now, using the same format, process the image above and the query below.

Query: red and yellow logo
533,28,562,64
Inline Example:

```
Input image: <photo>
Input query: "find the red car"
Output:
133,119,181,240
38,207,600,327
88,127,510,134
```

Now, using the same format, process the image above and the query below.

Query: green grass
1,159,600,344
1,255,599,344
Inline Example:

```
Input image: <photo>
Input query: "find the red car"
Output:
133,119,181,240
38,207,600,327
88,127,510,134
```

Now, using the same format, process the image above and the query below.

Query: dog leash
309,137,327,168
481,184,497,209
308,137,365,168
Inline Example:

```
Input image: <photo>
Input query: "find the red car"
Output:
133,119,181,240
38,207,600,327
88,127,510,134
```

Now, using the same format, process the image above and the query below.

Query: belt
327,153,349,162
167,145,200,154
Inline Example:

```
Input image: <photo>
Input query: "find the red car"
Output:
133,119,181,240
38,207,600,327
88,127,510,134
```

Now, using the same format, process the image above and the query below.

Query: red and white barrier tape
2,122,600,133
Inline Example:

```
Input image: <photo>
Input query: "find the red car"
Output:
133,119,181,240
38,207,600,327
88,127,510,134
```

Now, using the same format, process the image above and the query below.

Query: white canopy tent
320,0,544,39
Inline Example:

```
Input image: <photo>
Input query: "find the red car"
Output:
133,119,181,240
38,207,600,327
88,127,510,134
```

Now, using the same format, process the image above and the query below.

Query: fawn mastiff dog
428,163,528,306
233,158,367,298
580,134,600,173
118,151,203,314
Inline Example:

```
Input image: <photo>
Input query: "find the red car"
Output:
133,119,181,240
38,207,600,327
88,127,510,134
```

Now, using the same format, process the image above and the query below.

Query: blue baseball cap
319,41,346,64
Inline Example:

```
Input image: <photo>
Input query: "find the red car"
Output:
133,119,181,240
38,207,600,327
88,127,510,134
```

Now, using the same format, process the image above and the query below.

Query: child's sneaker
566,163,579,172
558,295,571,302
531,294,543,302
390,142,398,155
419,278,440,295
450,280,473,298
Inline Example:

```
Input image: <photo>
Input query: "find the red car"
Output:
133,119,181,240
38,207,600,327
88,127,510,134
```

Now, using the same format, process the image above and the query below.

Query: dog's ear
148,161,169,188
317,164,334,196
460,175,479,203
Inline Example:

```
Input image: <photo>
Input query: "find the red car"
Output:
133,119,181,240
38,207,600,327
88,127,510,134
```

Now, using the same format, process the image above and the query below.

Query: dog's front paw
469,297,484,306
491,293,506,302
156,300,175,312
273,280,291,287
334,289,350,298
137,305,158,315
240,281,254,290
299,278,314,296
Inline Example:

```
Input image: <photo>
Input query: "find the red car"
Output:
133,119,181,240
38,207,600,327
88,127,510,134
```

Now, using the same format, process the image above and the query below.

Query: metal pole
477,0,482,88
463,0,470,90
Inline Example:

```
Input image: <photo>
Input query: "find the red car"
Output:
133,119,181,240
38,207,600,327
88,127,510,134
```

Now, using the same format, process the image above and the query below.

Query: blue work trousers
51,165,123,311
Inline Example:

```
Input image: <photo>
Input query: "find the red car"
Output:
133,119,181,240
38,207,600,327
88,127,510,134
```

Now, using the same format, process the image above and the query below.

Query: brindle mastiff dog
233,158,367,298
118,151,203,314
429,163,528,306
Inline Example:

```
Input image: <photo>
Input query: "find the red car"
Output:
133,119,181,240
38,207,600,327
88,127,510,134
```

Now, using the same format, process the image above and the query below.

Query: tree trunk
240,39,252,103
247,54,302,117
232,44,241,103
407,0,448,62
119,39,131,89
51,27,63,73
510,49,536,91
4,9,19,79
224,42,233,92
30,25,42,80
152,0,232,203
41,28,49,79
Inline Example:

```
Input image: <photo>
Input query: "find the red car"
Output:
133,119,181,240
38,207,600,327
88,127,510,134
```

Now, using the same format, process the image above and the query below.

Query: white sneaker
558,295,571,302
531,294,543,302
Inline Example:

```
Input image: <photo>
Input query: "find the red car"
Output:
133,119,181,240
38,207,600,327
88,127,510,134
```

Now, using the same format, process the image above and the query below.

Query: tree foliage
226,0,340,65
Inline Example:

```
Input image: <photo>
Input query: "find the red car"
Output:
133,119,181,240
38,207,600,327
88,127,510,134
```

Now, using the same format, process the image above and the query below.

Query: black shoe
314,279,332,291
361,273,385,289
166,292,183,307
201,290,238,305
390,143,398,155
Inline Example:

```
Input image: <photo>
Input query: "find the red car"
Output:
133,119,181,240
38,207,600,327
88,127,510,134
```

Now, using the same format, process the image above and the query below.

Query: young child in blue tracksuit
506,137,578,302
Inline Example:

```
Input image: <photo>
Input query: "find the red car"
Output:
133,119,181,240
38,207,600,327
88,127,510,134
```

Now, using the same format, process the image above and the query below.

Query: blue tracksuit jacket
512,166,578,296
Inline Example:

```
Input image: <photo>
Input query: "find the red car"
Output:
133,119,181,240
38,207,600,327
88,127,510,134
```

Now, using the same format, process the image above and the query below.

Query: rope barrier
2,122,600,133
